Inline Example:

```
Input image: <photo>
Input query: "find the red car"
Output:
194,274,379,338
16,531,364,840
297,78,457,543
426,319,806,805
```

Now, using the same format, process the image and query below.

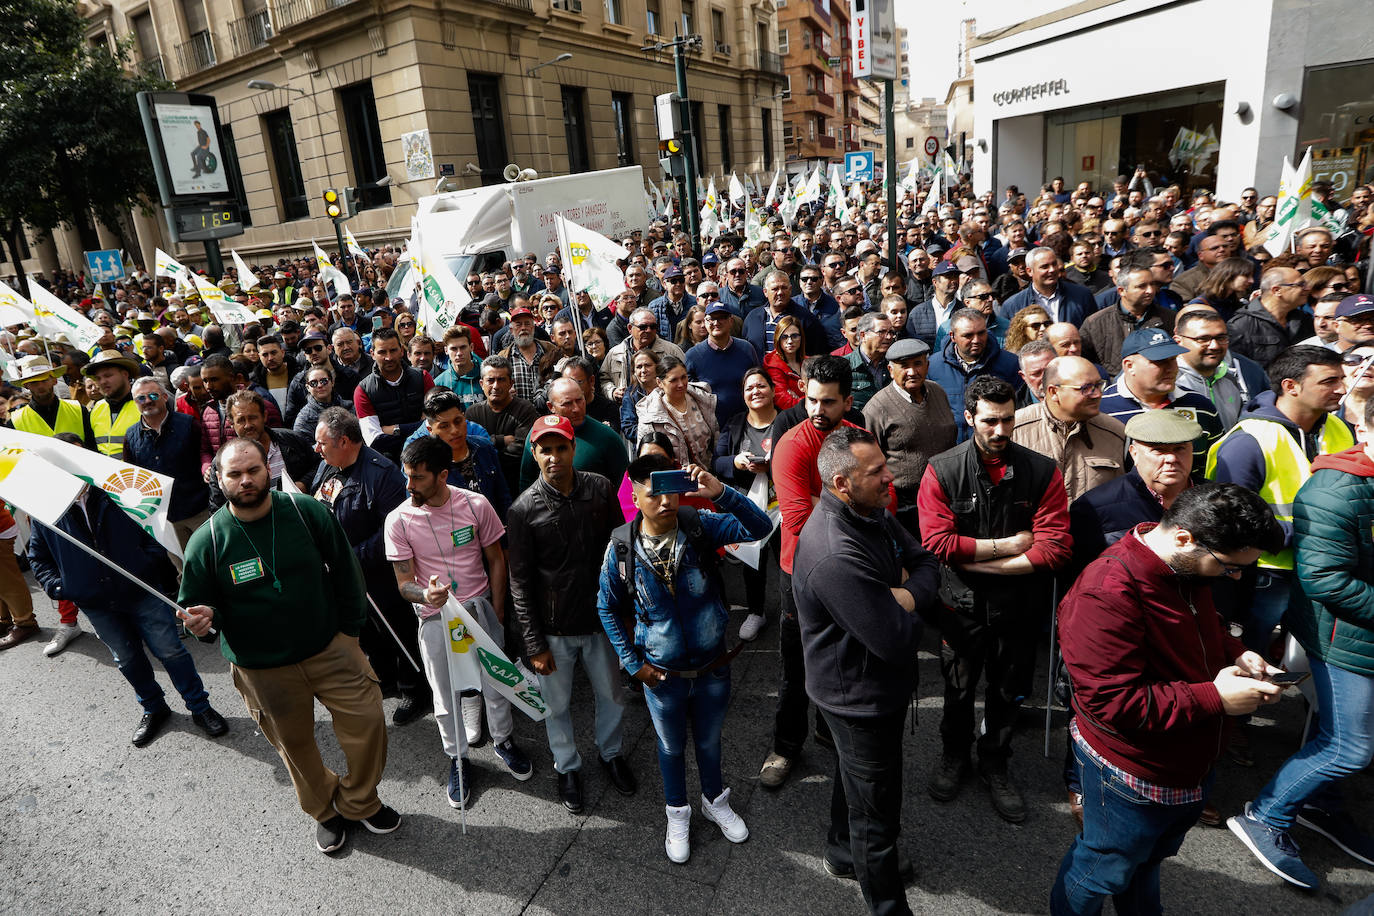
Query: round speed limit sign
924,136,940,158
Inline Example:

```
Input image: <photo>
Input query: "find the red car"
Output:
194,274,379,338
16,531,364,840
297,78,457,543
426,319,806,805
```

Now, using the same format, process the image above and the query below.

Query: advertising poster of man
152,102,231,197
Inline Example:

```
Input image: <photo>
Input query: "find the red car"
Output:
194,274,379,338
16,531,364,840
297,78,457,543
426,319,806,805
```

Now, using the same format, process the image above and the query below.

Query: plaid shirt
1070,719,1204,806
508,341,548,402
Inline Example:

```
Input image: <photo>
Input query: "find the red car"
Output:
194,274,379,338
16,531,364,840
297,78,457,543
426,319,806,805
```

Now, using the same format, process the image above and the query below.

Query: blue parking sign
84,249,126,284
844,151,875,183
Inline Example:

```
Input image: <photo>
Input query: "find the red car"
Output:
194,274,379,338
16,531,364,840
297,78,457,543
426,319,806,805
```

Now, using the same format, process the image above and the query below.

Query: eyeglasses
466,279,482,285
965,292,994,301
1342,352,1374,366
397,320,416,327
800,276,821,283
1241,195,1257,202
666,277,685,284
631,323,657,331
303,344,325,354
1053,380,1105,395
874,329,899,338
777,333,802,342
307,378,332,388
133,393,162,403
699,292,719,300
1026,320,1050,330
1179,333,1229,345
1327,283,1351,292
1340,314,1374,324
1202,543,1246,575
1137,230,1162,238
727,268,748,274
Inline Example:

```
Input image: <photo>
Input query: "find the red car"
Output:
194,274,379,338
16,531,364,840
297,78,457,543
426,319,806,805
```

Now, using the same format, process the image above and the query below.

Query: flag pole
366,593,421,673
1044,581,1059,758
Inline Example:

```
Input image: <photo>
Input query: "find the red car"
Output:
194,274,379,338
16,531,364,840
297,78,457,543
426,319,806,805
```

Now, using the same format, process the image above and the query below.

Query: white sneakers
44,624,82,657
665,804,692,863
738,613,767,642
701,788,749,843
460,694,484,745
664,789,750,864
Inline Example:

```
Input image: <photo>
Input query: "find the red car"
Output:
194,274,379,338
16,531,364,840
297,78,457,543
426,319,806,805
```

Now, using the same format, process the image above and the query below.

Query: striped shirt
1070,718,1204,806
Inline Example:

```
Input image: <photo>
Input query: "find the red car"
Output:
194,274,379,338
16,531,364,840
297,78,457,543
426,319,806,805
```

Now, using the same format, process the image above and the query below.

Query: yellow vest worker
12,398,87,438
84,349,145,457
10,355,94,447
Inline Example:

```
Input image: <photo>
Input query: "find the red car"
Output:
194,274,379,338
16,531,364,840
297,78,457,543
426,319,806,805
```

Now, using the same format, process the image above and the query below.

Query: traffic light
342,187,359,218
322,187,342,219
659,138,686,179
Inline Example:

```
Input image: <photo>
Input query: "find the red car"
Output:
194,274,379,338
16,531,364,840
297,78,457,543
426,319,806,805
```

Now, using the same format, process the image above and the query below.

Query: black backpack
607,506,721,624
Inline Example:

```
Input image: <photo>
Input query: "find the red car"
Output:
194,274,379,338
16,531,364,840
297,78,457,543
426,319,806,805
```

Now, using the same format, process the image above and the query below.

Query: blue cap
1121,327,1187,361
932,261,959,277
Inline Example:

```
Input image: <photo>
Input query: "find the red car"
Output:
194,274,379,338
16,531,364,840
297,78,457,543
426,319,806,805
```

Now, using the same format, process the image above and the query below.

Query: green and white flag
440,596,548,722
410,219,463,334
312,241,352,296
28,279,103,350
744,198,769,247
778,173,804,227
555,212,631,308
229,250,261,290
0,278,37,328
154,248,194,292
700,176,723,242
190,274,258,325
1264,152,1311,256
830,167,852,225
344,227,369,263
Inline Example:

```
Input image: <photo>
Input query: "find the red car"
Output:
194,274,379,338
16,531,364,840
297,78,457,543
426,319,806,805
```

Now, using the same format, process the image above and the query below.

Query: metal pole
673,33,702,259
203,239,224,280
1044,581,1059,758
885,78,898,274
332,219,349,293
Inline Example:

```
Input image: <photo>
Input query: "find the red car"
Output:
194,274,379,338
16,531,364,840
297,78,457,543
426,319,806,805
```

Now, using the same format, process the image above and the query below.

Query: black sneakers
316,815,349,854
360,804,402,834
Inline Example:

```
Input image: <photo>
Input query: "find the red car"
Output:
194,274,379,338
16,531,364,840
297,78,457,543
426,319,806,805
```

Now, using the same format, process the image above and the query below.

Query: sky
897,0,1032,102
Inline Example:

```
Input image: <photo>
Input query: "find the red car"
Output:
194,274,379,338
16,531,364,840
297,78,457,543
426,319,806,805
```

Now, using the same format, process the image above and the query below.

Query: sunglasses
307,378,332,388
728,268,748,274
133,393,162,403
1342,352,1374,366
303,344,325,354
631,323,657,331
800,276,821,283
777,333,802,342
699,292,719,300
1026,320,1050,330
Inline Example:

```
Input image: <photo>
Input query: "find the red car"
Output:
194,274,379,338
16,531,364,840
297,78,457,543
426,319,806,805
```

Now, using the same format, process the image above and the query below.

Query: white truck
387,165,649,302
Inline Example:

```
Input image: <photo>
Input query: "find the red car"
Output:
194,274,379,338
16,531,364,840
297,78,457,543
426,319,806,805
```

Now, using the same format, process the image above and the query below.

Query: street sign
84,249,125,283
924,136,940,158
844,150,875,182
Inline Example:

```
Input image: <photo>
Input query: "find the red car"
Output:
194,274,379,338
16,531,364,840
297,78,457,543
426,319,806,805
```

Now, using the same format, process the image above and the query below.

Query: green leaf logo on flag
477,647,524,688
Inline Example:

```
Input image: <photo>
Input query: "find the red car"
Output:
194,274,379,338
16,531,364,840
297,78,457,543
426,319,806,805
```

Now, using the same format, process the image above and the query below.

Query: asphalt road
3,564,1372,915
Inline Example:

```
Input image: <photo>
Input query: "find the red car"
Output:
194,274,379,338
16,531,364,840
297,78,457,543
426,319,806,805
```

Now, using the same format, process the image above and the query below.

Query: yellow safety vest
12,399,86,439
1205,413,1354,569
90,398,142,457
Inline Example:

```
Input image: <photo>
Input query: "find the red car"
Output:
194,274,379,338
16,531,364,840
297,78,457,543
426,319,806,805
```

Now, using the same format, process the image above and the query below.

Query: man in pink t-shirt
386,435,532,809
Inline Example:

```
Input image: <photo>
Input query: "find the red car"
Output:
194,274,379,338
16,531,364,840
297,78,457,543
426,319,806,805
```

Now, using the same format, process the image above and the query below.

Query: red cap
508,306,535,319
529,414,575,444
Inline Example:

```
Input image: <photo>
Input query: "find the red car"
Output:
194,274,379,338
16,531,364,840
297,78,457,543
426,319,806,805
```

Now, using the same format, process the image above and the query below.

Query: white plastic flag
1264,153,1312,256
312,241,353,297
0,444,83,526
439,596,548,721
155,248,194,291
0,426,183,556
555,213,632,308
700,177,722,242
722,474,781,570
728,171,747,208
744,199,769,247
411,219,465,335
764,169,782,209
831,167,852,226
344,227,369,262
191,274,258,325
0,279,37,328
28,280,103,350
229,250,261,291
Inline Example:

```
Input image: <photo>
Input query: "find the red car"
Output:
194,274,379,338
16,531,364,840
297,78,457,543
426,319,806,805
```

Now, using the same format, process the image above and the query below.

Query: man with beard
181,437,399,855
355,328,435,464
499,307,559,403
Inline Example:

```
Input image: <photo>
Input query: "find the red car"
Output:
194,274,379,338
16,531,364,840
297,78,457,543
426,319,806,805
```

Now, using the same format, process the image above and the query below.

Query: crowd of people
2,167,1373,914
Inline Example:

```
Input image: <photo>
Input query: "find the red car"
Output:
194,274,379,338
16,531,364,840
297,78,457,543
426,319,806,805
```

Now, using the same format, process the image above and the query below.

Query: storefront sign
1312,148,1362,195
993,79,1070,107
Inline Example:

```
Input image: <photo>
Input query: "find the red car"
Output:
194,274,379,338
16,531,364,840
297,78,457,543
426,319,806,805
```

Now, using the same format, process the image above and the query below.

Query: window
762,109,773,170
711,8,725,47
561,86,590,174
805,73,815,93
808,119,816,141
132,11,158,62
262,109,307,221
781,74,791,100
783,124,794,145
339,82,391,209
646,0,660,34
777,28,788,54
802,29,810,49
604,0,622,24
689,100,706,172
717,105,731,173
906,136,914,149
219,125,252,227
1297,60,1374,159
468,73,509,186
611,92,635,167
681,0,695,36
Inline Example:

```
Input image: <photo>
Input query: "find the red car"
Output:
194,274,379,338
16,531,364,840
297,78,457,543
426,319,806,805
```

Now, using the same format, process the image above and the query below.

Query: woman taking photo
636,355,719,468
764,315,806,409
712,367,780,642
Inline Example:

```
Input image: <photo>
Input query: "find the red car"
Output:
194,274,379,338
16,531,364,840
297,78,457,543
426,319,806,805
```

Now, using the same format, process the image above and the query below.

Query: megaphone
517,168,539,181
503,163,521,181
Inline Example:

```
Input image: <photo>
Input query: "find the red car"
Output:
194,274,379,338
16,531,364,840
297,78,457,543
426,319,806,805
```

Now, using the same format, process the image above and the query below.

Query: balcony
140,55,165,80
801,0,829,25
227,9,272,56
819,134,837,150
815,89,834,110
757,49,782,73
272,0,360,31
174,30,216,75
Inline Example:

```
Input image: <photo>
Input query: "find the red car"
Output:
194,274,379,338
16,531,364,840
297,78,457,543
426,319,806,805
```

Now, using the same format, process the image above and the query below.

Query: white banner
554,212,632,308
191,275,258,325
722,473,781,570
0,279,37,328
155,248,194,291
229,250,262,291
28,280,103,350
440,596,549,721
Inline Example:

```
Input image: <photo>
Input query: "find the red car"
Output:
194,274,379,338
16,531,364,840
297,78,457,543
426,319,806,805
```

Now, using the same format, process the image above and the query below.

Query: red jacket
1059,523,1245,788
764,350,805,410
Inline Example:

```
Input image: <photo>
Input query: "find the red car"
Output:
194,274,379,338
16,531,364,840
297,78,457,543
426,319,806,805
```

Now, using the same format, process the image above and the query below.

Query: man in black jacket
309,407,426,725
207,390,319,509
508,416,634,813
793,427,939,916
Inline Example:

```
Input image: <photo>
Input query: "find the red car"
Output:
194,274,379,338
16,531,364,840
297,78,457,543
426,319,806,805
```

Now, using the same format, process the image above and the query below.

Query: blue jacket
648,294,697,338
621,383,650,442
792,292,844,352
1067,469,1165,578
925,336,1022,441
597,484,773,672
997,280,1096,326
122,411,209,523
742,302,829,360
684,338,762,429
719,283,767,317
308,445,408,567
28,489,176,608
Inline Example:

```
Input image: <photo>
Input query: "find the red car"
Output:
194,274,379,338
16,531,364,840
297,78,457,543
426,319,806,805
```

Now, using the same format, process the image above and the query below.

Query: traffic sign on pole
844,151,875,183
84,249,125,284
924,136,939,159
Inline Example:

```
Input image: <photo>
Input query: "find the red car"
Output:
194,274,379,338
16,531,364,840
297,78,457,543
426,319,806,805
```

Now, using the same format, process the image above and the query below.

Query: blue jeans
1051,741,1209,915
537,633,625,774
1242,569,1292,654
642,666,730,806
821,707,912,916
81,593,210,716
1251,656,1374,830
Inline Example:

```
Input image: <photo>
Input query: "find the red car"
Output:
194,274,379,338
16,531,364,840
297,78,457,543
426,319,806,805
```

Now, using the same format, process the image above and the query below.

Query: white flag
1264,152,1312,256
411,219,466,335
830,168,851,225
154,248,195,293
440,597,549,721
700,177,723,243
728,171,747,208
922,170,942,215
801,165,825,205
0,279,37,328
312,241,352,296
764,169,782,209
555,213,632,308
28,280,103,350
0,444,83,526
744,199,769,248
229,250,261,291
344,227,369,262
779,174,804,228
0,426,183,556
191,275,258,325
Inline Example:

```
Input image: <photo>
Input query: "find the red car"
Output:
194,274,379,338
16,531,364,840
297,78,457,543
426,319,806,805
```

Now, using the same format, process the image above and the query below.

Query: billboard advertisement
852,0,897,80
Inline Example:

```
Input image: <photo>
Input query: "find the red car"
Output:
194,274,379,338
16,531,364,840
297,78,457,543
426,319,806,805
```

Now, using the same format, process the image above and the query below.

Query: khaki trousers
169,509,211,574
231,632,388,823
0,538,34,627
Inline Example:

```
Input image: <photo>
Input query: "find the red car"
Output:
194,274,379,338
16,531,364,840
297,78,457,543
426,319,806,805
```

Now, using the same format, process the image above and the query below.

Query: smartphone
372,315,384,330
1269,671,1311,688
649,469,697,496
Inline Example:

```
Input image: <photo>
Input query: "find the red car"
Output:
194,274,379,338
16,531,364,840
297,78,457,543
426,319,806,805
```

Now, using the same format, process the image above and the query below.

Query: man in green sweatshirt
181,437,400,856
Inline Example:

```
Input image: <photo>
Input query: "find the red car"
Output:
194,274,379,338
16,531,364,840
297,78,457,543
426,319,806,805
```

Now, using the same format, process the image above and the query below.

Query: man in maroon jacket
1051,482,1286,915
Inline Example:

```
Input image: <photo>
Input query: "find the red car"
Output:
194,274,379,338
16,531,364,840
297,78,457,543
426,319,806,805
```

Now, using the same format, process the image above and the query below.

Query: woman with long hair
764,314,806,409
1189,257,1255,321
635,354,719,468
619,348,660,442
712,367,780,642
1004,304,1052,354
673,303,710,350
1304,265,1352,305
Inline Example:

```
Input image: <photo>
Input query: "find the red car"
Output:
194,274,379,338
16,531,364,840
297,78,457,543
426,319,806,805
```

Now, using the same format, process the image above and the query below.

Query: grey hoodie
1174,355,1255,430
